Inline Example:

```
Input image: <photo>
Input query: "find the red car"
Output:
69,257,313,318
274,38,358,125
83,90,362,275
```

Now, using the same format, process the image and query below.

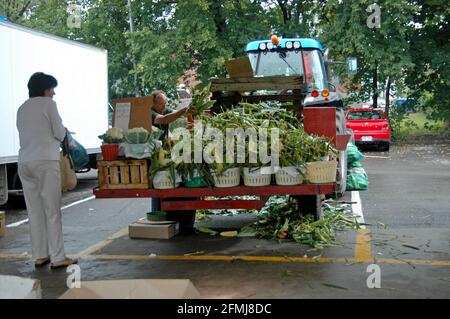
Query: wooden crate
210,75,304,92
98,160,149,189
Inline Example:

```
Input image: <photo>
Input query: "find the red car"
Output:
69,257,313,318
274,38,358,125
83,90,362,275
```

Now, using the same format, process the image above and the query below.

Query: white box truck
0,19,109,205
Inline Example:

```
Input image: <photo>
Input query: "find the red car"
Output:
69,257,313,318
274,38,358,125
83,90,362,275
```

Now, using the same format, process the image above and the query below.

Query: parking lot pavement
359,136,450,229
1,137,449,298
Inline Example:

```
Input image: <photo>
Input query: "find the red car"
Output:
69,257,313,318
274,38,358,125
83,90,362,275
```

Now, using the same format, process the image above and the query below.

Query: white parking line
6,195,95,228
364,155,390,159
61,195,95,210
351,191,366,229
6,219,29,228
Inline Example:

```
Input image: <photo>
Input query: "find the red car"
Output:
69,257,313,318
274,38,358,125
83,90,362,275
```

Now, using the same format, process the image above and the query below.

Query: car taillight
311,90,319,97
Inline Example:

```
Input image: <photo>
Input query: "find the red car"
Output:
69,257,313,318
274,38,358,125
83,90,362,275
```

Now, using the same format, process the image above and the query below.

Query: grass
398,111,446,137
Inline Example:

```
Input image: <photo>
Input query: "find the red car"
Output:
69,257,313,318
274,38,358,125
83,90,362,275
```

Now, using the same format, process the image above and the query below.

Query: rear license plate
362,136,373,142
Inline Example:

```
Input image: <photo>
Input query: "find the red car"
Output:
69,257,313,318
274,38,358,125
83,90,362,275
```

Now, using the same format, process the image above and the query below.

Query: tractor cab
246,38,328,91
245,37,352,108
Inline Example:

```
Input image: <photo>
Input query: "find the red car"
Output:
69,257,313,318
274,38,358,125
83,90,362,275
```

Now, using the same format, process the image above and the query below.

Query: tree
0,0,40,22
10,0,446,131
405,0,450,128
127,0,273,96
256,0,324,37
321,0,417,118
170,0,271,85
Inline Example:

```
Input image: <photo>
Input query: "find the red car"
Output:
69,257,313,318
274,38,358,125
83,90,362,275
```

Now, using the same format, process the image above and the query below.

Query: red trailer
94,76,350,223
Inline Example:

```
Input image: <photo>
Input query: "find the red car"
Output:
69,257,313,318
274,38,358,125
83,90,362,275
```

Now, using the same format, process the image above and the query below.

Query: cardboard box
0,275,42,299
112,96,153,132
225,56,254,78
59,279,200,299
0,211,5,237
129,218,179,239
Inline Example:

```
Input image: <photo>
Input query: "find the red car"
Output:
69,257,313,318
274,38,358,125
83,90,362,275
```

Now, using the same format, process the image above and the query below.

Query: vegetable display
123,127,151,144
98,127,124,144
150,99,336,183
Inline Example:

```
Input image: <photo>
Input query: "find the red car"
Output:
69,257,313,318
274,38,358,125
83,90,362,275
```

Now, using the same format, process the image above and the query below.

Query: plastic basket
305,161,337,183
212,167,240,188
243,167,272,187
152,170,180,189
183,169,208,188
184,176,207,188
275,166,305,186
101,144,119,161
146,211,167,221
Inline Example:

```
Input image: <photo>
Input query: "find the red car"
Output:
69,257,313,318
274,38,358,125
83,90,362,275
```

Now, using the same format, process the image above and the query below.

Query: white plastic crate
243,167,272,186
152,170,181,189
275,166,305,186
212,167,240,188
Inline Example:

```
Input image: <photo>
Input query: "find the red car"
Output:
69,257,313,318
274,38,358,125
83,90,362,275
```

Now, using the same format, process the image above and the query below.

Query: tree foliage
2,0,448,126
321,0,417,115
405,0,450,125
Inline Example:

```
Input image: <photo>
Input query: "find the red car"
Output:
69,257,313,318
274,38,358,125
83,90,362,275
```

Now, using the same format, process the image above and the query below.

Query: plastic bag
65,131,89,170
346,167,368,191
348,160,363,169
347,143,364,163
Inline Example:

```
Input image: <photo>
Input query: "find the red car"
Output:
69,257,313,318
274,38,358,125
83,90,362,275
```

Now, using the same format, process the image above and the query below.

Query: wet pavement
1,136,449,299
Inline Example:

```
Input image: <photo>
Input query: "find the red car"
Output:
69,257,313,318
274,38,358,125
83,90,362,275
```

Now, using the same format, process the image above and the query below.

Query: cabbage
124,127,150,144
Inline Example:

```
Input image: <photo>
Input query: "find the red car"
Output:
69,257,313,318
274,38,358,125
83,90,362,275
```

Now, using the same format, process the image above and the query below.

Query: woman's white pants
18,160,66,262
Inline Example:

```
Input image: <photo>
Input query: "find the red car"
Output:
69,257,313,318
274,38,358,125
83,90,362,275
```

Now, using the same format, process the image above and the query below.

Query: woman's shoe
34,257,51,268
50,258,78,269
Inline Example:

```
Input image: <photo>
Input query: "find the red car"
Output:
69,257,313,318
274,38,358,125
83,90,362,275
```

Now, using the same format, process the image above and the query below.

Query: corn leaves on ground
198,196,361,249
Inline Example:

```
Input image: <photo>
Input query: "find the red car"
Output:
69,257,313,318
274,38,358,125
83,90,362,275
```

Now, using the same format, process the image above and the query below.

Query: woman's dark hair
28,72,58,97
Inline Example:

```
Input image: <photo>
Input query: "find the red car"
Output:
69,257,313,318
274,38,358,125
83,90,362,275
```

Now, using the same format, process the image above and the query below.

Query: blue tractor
244,37,356,194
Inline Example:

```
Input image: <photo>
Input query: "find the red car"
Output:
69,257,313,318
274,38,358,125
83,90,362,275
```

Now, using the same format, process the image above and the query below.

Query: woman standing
17,72,78,269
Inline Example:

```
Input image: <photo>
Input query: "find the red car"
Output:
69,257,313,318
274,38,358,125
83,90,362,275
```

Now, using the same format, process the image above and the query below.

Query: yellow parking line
2,251,449,267
76,227,128,258
85,254,450,267
87,254,350,263
355,229,372,262
375,258,450,267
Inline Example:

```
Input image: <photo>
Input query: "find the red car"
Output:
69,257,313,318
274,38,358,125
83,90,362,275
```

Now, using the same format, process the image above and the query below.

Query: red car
346,108,391,151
